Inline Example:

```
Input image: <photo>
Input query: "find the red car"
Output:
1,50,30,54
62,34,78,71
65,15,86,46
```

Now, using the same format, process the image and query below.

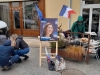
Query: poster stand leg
56,41,58,55
38,36,58,67
39,41,42,67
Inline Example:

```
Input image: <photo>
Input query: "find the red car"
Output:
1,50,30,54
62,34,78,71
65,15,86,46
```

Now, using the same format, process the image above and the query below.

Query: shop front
81,0,100,34
3,0,100,36
0,0,45,36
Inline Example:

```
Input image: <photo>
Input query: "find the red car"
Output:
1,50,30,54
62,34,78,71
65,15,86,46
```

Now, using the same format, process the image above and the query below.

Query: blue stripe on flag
59,5,68,16
35,4,43,21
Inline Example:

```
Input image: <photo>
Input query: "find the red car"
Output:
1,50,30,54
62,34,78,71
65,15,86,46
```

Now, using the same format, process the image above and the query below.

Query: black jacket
15,36,28,49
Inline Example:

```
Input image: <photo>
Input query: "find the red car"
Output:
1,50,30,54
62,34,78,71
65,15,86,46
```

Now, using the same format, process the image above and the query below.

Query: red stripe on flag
68,10,76,18
68,13,70,18
69,10,76,14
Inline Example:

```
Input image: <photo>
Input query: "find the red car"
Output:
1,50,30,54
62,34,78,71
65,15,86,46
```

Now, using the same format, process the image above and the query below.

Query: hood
77,16,83,21
17,36,23,39
4,40,11,46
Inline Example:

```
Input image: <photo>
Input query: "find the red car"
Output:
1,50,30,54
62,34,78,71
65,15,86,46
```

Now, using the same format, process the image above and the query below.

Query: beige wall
45,0,81,30
70,0,81,28
45,0,69,31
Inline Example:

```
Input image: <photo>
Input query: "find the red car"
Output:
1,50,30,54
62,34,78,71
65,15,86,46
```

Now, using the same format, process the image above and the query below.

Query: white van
0,20,9,38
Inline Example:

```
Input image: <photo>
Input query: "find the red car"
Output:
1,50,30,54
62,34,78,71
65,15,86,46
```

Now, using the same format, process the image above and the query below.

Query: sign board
40,18,58,41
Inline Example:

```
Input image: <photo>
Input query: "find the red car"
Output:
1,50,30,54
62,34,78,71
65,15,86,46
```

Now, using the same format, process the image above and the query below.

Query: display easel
38,36,58,67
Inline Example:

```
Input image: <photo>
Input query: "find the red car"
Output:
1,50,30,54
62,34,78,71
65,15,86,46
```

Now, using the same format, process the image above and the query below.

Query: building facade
0,0,45,36
1,0,99,36
81,0,100,34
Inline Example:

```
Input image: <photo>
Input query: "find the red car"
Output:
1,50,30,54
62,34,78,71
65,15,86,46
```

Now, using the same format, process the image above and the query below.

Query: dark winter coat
15,36,28,49
0,40,14,66
71,16,85,36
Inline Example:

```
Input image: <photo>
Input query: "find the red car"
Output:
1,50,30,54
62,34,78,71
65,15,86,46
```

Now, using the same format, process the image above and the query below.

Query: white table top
85,32,97,36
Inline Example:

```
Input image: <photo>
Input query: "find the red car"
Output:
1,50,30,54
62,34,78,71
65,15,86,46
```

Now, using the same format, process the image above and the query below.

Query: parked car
0,20,9,38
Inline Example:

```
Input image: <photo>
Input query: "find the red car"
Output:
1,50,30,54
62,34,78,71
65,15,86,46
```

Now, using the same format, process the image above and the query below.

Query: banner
35,4,44,21
40,18,58,41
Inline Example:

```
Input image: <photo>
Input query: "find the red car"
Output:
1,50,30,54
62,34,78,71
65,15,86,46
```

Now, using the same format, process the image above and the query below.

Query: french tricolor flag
59,5,76,18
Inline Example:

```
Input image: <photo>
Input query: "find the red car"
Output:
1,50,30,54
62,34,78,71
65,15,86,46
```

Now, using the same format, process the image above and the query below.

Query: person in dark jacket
0,40,20,71
14,35,30,60
71,16,85,38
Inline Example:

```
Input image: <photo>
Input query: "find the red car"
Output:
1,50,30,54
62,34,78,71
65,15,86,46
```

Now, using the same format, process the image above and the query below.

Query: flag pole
68,0,71,30
59,16,61,26
68,18,70,30
58,16,62,32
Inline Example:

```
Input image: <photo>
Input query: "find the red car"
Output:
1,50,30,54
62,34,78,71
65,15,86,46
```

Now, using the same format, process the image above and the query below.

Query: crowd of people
0,34,30,71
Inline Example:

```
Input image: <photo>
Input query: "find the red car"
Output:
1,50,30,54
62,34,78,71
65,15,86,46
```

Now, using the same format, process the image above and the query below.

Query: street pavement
0,37,100,75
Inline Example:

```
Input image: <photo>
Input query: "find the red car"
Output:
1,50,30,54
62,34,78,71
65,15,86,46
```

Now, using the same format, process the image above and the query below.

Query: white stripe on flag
45,47,48,55
63,7,72,18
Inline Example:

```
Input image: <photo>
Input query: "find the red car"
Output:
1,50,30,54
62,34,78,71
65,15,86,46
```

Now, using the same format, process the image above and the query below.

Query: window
82,0,100,4
82,9,90,32
23,1,38,30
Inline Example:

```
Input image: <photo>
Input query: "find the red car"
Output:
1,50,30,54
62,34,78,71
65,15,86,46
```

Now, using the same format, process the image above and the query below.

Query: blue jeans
1,55,20,67
14,47,29,56
10,55,20,64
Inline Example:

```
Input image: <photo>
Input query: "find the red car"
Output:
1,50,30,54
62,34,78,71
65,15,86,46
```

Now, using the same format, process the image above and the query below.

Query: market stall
51,32,91,64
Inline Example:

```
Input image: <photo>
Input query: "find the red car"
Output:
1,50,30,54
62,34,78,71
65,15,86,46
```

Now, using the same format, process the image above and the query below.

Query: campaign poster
40,18,58,41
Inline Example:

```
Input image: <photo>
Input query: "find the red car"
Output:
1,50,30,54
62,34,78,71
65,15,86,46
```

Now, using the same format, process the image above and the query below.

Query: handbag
47,59,55,71
55,55,66,71
45,47,55,71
